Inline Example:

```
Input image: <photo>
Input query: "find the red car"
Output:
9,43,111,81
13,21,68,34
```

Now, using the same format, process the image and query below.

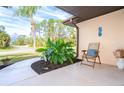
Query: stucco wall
77,9,124,66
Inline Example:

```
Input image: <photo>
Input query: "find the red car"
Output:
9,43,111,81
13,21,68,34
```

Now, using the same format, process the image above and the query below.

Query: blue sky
0,6,73,36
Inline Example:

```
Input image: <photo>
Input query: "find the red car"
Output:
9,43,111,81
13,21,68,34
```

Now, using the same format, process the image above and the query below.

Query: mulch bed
0,64,13,70
31,59,82,75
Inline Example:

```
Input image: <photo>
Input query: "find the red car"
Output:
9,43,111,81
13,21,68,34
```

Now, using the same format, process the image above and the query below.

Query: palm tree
15,6,41,48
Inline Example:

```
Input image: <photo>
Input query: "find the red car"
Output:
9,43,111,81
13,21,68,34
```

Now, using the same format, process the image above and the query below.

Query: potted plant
113,49,124,69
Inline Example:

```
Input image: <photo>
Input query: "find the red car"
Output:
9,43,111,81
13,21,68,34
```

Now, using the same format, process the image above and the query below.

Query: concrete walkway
0,58,124,86
0,57,40,85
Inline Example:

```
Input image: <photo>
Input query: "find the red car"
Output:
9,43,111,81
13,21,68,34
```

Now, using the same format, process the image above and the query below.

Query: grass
0,46,15,51
0,52,40,65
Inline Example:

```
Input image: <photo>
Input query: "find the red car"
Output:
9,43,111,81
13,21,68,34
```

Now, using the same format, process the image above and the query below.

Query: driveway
0,45,35,56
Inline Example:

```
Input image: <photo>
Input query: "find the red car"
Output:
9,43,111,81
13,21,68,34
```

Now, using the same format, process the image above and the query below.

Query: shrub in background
0,25,10,48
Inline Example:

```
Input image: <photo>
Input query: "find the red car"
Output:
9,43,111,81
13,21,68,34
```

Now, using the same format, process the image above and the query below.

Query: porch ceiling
57,6,124,26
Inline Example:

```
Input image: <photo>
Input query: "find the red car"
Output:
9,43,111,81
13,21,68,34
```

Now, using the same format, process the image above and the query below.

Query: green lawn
0,52,40,65
0,46,15,51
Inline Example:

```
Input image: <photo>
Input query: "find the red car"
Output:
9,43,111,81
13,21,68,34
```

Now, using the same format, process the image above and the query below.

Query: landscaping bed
31,59,82,74
0,64,13,70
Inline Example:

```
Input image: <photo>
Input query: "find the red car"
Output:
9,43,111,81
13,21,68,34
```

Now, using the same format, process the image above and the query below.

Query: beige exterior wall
77,9,124,66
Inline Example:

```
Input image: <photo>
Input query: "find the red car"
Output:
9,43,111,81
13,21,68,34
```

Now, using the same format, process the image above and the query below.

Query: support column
70,19,79,57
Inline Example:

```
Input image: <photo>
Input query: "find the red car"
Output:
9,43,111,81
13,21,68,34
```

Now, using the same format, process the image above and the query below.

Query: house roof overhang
57,6,124,27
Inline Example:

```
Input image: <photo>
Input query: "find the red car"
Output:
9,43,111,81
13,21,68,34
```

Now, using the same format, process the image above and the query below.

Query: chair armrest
82,50,87,53
96,50,100,53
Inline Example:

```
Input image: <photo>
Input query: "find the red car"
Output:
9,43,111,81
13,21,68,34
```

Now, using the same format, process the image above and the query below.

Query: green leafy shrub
36,38,75,64
14,35,28,45
0,25,10,48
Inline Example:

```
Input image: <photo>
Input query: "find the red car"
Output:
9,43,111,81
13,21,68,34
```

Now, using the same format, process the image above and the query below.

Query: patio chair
81,42,101,69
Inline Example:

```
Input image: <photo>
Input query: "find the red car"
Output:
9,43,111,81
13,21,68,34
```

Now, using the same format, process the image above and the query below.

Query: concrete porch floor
0,57,124,86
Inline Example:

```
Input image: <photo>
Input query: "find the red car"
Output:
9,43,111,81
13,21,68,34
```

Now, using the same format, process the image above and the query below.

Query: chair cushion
87,49,97,57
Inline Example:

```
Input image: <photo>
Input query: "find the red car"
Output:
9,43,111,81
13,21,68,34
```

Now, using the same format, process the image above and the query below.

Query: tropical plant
36,38,75,64
0,25,10,48
15,6,42,48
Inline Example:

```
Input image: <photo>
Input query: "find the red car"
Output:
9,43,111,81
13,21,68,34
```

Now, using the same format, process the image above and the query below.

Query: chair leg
93,58,96,69
81,56,83,64
86,57,89,62
81,53,86,64
81,56,84,65
80,60,83,65
98,55,101,64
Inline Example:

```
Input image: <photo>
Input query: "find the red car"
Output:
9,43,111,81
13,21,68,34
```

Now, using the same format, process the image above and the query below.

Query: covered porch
0,6,124,86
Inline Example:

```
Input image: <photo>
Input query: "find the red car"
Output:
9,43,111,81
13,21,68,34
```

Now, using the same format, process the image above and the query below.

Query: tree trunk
33,29,36,49
30,18,36,49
